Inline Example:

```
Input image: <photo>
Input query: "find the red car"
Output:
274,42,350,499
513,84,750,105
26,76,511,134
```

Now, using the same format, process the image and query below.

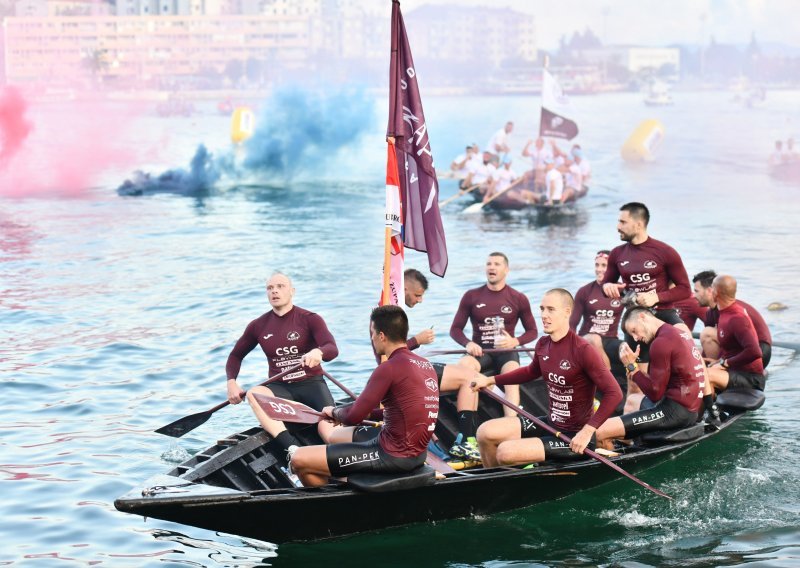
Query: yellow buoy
621,119,664,162
231,107,255,145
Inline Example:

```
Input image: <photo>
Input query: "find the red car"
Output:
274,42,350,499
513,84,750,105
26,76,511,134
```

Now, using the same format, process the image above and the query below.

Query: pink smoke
0,87,148,198
0,87,33,168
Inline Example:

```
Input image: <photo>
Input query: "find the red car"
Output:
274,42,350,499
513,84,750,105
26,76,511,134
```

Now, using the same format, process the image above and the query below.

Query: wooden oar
424,347,537,357
321,370,358,399
321,370,455,475
253,394,331,423
691,331,800,352
477,386,672,500
439,184,479,207
155,363,304,437
252,394,382,427
463,176,525,214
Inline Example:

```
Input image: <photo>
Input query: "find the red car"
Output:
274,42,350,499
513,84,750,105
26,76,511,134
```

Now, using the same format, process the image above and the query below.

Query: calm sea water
2,91,800,567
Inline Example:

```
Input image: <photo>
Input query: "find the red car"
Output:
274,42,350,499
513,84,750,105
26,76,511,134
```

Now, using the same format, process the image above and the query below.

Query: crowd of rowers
449,121,592,206
224,201,769,487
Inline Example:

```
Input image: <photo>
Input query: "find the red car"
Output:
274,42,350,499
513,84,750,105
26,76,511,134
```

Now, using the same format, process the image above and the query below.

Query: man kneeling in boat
471,289,622,467
594,307,703,448
290,305,438,487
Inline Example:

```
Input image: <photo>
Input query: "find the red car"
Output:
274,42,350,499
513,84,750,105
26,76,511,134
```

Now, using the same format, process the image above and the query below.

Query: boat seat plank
181,430,271,482
716,388,765,411
638,422,705,446
248,454,278,475
347,465,436,493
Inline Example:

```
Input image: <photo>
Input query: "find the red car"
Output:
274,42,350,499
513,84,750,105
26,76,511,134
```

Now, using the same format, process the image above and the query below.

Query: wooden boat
469,180,589,214
114,383,764,543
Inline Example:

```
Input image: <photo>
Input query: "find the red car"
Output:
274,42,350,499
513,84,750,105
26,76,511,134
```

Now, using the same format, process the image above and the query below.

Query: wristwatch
625,362,638,373
720,359,728,369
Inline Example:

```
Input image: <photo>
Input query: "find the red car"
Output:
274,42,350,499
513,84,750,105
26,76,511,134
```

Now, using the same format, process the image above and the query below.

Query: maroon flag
386,0,448,277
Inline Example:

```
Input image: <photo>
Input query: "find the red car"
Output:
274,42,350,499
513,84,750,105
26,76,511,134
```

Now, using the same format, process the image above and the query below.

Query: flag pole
382,137,396,306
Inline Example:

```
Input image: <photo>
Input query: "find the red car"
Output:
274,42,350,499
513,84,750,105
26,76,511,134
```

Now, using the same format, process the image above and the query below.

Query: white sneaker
284,445,302,487
280,466,303,487
286,444,299,470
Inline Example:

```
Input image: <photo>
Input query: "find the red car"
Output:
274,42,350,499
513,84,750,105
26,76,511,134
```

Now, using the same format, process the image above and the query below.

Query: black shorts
268,376,334,410
621,396,697,437
727,369,766,391
760,341,771,368
431,362,446,386
326,435,426,477
476,351,520,376
518,416,596,461
624,308,684,361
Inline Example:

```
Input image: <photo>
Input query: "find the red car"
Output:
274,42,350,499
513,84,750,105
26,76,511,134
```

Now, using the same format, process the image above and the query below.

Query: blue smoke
243,87,375,177
118,86,375,196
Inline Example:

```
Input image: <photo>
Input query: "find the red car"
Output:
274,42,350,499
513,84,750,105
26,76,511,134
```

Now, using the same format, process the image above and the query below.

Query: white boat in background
643,81,673,106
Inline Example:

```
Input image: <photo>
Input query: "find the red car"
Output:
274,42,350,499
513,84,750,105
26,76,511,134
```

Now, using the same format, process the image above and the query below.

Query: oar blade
462,202,485,214
155,410,212,438
252,393,323,424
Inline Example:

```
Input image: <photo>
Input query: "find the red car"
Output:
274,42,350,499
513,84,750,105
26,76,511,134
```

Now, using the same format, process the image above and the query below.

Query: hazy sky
399,0,800,49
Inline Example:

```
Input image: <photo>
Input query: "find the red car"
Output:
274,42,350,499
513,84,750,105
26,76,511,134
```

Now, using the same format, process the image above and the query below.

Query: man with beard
601,202,692,370
450,252,538,423
594,307,703,446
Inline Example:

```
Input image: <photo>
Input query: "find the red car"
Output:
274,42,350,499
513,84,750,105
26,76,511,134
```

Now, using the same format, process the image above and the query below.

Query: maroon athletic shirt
226,306,338,382
450,284,538,348
718,303,764,374
628,325,702,412
703,300,771,345
672,296,709,331
494,330,622,431
601,237,691,309
333,348,439,458
570,280,624,337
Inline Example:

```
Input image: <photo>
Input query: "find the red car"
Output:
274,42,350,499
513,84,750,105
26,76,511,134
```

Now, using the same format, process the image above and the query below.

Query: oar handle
322,370,358,400
231,362,305,400
425,347,536,356
440,183,480,206
478,387,672,499
483,175,525,205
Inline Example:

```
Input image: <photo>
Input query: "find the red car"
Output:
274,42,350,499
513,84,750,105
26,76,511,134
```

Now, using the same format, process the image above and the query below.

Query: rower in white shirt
485,157,517,202
522,137,553,192
486,122,513,160
450,145,475,182
463,151,497,197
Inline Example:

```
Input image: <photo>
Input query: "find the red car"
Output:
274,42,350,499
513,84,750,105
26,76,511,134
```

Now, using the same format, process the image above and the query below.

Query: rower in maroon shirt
595,307,704,446
226,272,339,453
290,305,439,487
600,202,692,367
705,275,766,394
571,250,625,372
693,269,772,368
450,252,538,417
471,289,622,468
